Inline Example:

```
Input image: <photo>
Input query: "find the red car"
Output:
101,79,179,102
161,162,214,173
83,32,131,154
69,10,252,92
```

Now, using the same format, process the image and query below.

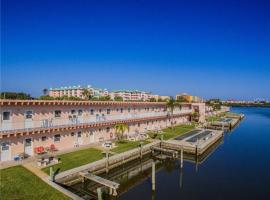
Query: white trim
0,140,11,161
24,137,33,156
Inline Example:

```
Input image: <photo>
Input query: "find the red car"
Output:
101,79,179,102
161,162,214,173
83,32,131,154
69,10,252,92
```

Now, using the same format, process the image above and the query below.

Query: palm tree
82,89,91,100
114,123,129,141
166,98,179,128
191,112,200,122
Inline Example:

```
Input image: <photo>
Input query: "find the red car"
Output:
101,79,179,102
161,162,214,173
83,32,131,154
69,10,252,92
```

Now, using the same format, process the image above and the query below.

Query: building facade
176,93,204,103
48,85,109,99
0,100,206,162
110,90,153,101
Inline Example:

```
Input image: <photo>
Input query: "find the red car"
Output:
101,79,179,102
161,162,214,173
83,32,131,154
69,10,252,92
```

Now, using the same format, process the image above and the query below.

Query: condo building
110,90,154,101
176,93,204,103
0,100,205,161
48,85,109,99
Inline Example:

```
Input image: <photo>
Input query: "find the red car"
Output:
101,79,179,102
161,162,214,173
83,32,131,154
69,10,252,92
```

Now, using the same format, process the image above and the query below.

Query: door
24,110,33,129
24,138,33,156
0,142,10,161
77,132,83,145
77,110,83,123
89,131,95,143
1,111,12,131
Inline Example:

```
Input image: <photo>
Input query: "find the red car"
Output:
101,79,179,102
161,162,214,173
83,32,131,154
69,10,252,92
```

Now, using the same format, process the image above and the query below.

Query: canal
67,107,270,199
119,107,270,200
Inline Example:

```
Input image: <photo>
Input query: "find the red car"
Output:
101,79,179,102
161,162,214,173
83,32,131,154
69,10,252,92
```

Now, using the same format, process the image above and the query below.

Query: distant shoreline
225,104,270,108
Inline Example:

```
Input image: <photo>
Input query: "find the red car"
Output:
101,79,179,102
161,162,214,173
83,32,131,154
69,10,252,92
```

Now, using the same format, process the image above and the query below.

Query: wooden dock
151,146,178,158
79,172,119,196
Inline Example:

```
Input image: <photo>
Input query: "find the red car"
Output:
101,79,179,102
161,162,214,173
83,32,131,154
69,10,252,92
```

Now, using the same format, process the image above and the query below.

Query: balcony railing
0,109,192,132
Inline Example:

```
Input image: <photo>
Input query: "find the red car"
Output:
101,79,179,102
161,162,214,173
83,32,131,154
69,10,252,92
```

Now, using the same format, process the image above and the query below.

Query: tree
82,89,91,100
39,95,55,100
114,123,129,141
149,98,157,102
99,95,111,101
166,97,179,128
0,92,33,100
191,112,200,122
43,88,49,95
114,96,123,101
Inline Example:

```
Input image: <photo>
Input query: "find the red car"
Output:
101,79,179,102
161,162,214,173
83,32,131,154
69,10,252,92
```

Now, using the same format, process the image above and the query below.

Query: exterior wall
0,100,195,161
192,103,206,122
0,115,190,161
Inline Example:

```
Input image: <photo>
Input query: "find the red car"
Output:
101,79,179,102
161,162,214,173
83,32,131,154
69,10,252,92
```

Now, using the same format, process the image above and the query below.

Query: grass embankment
147,124,196,140
162,123,196,140
0,166,70,200
42,148,103,174
112,140,151,154
206,112,241,122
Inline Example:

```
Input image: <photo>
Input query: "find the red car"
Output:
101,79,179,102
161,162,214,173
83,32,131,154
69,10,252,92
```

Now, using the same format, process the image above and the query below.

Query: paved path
23,162,49,179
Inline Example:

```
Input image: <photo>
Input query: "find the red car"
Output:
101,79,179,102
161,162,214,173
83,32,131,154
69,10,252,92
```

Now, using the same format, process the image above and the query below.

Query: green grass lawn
162,124,196,140
0,166,70,200
42,148,103,174
112,140,150,153
206,115,221,122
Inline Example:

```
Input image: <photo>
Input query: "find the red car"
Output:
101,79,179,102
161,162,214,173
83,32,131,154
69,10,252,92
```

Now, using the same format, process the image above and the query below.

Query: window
120,108,123,113
54,110,61,118
71,110,76,114
41,136,47,141
77,132,82,137
99,109,102,113
106,127,110,132
78,110,83,116
25,110,33,119
128,108,130,112
138,123,140,127
2,111,11,120
54,134,61,142
99,128,102,132
116,108,119,112
90,109,94,115
107,109,110,114
71,132,75,136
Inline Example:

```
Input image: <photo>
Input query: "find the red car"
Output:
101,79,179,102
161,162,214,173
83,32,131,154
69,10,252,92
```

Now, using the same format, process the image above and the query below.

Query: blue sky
1,0,270,100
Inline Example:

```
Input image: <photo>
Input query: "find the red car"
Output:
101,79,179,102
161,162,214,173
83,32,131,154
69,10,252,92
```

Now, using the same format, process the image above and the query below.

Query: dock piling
180,149,183,169
106,149,109,173
97,187,102,200
152,161,156,191
49,167,54,182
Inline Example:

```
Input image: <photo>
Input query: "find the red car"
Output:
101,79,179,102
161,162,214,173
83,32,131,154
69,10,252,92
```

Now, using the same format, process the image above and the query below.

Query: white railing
0,109,192,132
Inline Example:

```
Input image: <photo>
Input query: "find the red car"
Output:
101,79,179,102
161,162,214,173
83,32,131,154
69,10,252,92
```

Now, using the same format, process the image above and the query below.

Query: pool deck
161,129,224,155
206,115,244,130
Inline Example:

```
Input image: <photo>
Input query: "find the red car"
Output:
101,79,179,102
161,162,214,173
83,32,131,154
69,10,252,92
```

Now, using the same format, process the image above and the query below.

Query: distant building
176,93,203,103
110,90,152,101
48,85,109,99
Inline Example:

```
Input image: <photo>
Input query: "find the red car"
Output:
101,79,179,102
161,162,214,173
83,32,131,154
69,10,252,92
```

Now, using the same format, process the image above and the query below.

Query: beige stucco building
0,100,205,161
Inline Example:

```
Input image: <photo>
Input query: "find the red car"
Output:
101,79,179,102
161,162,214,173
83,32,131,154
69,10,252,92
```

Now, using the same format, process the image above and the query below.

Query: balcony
0,109,192,132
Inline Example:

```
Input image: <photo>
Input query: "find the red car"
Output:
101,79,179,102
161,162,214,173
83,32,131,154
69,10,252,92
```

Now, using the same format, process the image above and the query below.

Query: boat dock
206,115,244,130
161,129,224,155
79,172,119,196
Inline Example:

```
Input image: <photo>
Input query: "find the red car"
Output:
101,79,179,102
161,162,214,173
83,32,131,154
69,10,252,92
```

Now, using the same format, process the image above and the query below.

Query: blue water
119,107,270,200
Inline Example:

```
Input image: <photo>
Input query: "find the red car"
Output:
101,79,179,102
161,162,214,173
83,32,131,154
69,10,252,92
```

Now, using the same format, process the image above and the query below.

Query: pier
151,146,178,158
79,172,119,196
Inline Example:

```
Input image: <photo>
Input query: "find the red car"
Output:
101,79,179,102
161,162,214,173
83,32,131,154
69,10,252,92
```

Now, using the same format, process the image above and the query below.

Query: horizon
1,0,270,101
